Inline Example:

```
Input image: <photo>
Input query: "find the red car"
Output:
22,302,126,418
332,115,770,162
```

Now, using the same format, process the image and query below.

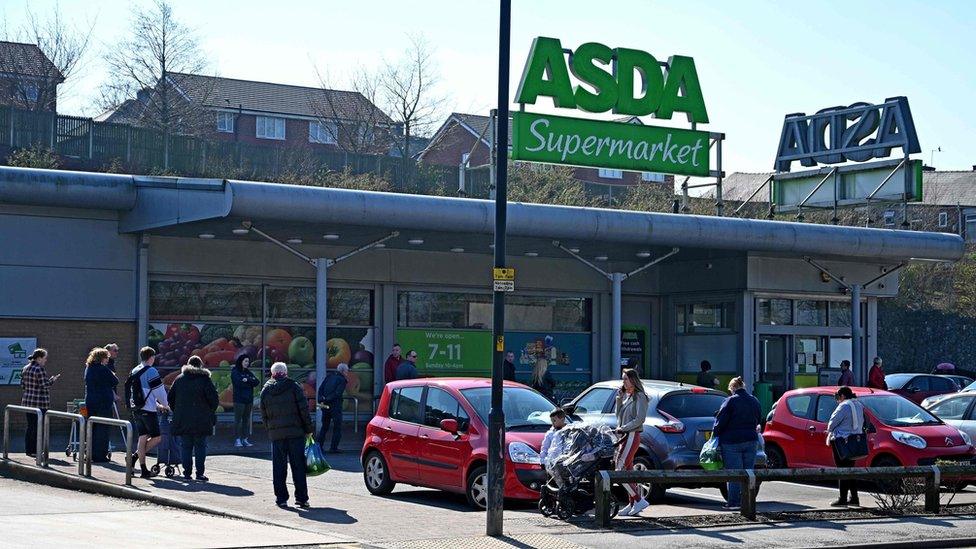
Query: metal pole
137,235,149,349
851,284,862,384
315,258,329,434
715,137,724,216
611,273,623,375
487,0,511,537
489,109,497,200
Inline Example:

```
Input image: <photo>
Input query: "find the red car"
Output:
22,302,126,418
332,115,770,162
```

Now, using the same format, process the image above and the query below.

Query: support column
315,259,329,432
851,284,862,383
611,273,623,374
136,235,149,350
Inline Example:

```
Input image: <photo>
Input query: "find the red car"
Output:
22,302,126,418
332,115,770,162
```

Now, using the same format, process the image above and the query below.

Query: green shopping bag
305,435,331,476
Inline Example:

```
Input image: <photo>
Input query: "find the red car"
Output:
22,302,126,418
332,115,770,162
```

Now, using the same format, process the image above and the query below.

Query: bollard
925,466,940,513
740,470,757,520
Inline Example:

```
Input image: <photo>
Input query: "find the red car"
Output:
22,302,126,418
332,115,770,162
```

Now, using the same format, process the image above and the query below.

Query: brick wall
0,319,136,429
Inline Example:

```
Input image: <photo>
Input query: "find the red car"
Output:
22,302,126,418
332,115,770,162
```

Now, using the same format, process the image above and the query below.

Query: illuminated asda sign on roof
515,36,709,123
512,37,714,178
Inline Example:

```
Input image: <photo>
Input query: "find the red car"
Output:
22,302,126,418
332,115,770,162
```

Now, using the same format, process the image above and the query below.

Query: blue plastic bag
700,436,723,471
305,435,331,477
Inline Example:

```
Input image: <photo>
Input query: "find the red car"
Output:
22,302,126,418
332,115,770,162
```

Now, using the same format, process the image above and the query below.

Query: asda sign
512,37,713,178
516,37,709,123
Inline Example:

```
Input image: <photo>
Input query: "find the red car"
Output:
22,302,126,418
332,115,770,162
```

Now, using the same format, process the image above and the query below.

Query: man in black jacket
169,356,219,482
317,363,348,453
260,362,314,508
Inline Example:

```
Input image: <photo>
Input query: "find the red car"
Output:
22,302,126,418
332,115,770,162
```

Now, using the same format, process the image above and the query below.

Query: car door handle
420,434,429,439
808,426,816,431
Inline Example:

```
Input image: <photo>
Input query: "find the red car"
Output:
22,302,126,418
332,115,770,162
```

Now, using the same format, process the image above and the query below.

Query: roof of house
723,169,976,207
0,41,63,81
168,73,393,123
420,112,512,160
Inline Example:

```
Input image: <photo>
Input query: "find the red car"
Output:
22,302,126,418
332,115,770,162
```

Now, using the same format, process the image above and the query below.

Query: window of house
939,211,949,228
216,112,235,133
598,168,623,179
757,298,792,325
309,120,337,144
256,116,286,140
641,172,665,182
21,82,39,103
967,214,976,242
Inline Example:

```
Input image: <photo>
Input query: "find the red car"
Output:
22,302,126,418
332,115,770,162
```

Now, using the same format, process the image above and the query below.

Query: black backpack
124,366,149,411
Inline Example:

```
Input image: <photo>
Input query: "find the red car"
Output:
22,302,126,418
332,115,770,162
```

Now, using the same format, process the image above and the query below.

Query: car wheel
363,451,396,495
632,454,666,503
766,444,787,470
466,465,488,510
872,455,903,493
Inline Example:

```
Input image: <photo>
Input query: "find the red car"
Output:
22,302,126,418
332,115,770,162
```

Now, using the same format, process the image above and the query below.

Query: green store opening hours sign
512,111,710,177
396,329,493,376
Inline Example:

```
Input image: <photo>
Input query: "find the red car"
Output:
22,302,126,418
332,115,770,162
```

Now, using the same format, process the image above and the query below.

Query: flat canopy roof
0,166,964,263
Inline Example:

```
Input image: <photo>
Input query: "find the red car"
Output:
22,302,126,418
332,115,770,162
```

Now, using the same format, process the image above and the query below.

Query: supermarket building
0,165,964,419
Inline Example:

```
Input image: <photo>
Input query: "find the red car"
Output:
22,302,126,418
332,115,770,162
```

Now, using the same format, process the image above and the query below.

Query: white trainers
234,439,244,448
618,502,634,516
628,498,649,516
243,439,254,447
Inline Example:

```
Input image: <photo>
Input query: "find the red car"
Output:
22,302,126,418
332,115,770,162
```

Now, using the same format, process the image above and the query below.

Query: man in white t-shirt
128,347,170,478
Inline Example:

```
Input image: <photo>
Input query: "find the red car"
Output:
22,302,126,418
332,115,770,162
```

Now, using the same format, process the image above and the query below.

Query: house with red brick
0,41,64,111
418,112,674,188
100,73,395,154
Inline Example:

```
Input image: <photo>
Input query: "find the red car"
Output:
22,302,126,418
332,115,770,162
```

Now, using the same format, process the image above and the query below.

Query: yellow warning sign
495,335,505,352
493,267,515,281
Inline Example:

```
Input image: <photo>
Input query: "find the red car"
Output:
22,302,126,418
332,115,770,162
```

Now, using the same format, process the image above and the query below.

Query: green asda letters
515,36,709,124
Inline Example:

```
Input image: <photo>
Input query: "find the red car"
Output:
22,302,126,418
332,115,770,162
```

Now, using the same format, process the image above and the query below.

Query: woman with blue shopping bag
713,376,762,510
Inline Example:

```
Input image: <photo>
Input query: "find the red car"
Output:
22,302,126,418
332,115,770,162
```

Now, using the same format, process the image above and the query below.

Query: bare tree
100,0,212,142
380,35,444,172
1,4,93,111
310,65,392,155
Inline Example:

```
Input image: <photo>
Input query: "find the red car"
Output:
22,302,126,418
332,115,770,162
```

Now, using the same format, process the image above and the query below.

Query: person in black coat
169,356,219,482
503,351,517,382
317,364,349,453
84,347,118,463
260,362,314,508
231,355,260,448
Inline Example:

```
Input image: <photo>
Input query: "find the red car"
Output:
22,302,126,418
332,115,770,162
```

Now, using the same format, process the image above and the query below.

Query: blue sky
3,0,974,172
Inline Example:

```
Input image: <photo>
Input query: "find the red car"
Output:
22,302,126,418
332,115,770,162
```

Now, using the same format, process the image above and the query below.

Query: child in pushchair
539,420,627,519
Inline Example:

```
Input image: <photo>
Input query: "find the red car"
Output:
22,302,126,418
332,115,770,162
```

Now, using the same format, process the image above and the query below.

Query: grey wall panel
0,265,135,319
0,213,136,270
658,257,748,294
747,256,899,297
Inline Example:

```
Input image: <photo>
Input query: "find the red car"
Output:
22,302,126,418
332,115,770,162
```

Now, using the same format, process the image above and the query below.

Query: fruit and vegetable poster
0,337,35,386
394,329,493,377
147,323,375,418
507,331,592,403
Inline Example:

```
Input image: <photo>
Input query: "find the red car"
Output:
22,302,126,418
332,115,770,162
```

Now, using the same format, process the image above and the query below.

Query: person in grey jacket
826,386,866,506
615,368,650,517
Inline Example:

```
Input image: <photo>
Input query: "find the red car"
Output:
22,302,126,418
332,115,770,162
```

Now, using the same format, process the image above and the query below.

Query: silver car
923,391,976,442
565,379,767,501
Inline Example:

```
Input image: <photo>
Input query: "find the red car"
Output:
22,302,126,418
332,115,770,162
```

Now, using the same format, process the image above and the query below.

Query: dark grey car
565,379,767,501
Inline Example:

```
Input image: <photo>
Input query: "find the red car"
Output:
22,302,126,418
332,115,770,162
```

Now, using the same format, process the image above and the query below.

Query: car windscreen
965,381,976,392
658,392,727,418
860,395,942,427
884,374,915,390
461,387,555,431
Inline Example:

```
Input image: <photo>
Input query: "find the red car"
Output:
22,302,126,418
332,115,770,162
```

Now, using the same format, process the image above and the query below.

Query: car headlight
959,429,972,447
508,441,541,464
892,431,927,449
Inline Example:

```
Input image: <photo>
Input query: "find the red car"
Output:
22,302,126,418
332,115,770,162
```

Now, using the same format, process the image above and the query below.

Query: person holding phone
20,348,60,457
615,368,649,516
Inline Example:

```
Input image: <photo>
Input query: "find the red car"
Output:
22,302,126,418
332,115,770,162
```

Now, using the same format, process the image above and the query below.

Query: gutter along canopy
0,166,964,263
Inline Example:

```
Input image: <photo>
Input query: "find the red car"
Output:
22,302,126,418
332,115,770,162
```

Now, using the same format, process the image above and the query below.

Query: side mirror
562,404,577,415
440,418,459,434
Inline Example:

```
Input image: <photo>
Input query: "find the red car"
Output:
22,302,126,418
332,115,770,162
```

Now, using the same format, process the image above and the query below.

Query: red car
763,386,974,469
884,373,960,404
361,378,555,509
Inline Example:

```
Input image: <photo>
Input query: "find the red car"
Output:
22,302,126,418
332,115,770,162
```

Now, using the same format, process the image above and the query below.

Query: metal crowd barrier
84,415,134,485
343,396,360,433
2,405,43,467
594,465,976,526
42,410,85,474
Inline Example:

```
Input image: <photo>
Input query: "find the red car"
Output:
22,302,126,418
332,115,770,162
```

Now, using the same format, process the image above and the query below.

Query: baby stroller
539,423,628,520
150,411,184,478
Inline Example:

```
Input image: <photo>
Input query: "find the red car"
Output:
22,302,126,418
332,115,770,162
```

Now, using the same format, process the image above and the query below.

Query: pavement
6,423,976,548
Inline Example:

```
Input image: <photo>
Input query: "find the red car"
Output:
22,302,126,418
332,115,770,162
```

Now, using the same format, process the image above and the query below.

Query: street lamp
486,0,512,537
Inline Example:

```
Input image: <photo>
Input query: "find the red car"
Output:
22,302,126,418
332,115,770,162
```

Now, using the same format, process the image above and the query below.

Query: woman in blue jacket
713,376,761,509
84,347,118,463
